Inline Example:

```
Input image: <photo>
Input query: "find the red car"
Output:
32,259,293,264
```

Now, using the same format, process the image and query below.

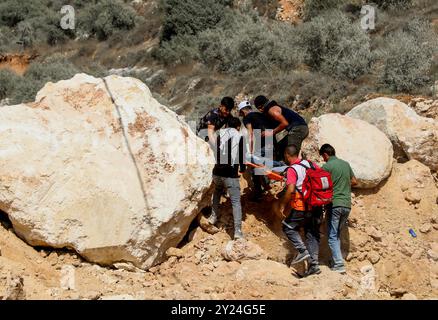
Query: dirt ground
0,54,36,75
0,161,437,300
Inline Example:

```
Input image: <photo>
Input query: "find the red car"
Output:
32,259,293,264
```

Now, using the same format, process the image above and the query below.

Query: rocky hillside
0,75,437,300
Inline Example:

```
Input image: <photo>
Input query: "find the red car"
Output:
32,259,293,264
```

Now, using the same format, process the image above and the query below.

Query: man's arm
239,136,247,174
350,165,358,187
207,124,216,146
267,106,289,136
246,123,254,155
351,176,358,187
281,183,295,208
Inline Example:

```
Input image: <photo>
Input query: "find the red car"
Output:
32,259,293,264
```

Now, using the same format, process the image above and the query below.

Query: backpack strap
298,160,315,170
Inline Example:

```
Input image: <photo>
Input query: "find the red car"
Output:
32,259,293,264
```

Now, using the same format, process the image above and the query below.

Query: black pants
282,207,323,267
275,125,309,161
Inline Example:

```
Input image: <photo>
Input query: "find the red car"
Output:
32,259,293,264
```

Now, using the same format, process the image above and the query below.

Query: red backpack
297,161,333,208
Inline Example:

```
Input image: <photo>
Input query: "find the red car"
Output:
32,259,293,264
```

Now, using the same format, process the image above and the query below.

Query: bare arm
351,176,358,187
269,106,289,135
280,183,295,210
207,124,216,146
246,123,254,154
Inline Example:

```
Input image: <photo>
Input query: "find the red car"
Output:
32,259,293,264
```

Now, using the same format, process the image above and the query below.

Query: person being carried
254,95,308,161
196,97,235,145
238,100,276,202
208,117,247,240
319,144,358,274
279,145,324,277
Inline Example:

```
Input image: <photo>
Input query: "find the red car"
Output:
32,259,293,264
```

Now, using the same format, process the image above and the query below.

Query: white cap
238,100,252,111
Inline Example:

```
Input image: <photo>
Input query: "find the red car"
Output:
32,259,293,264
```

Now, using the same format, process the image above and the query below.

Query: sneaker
303,265,322,277
207,215,218,226
290,251,310,265
331,265,347,274
234,231,244,240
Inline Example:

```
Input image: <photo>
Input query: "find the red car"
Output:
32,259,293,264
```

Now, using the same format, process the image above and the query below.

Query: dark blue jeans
327,206,351,268
282,207,323,267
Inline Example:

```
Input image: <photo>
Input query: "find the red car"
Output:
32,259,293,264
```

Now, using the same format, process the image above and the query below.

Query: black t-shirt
197,108,230,134
264,101,307,129
243,112,275,131
243,112,275,152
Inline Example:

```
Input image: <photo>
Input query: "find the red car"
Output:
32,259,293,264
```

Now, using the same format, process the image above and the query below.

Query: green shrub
10,56,79,104
302,0,345,20
78,0,137,40
154,34,200,65
0,69,20,100
380,19,437,92
373,0,412,9
297,10,372,80
160,0,233,41
197,12,305,73
0,0,47,27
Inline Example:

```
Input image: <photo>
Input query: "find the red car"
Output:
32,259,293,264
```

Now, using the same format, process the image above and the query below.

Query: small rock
221,239,267,262
419,223,432,234
113,262,137,273
431,215,438,224
427,243,438,261
411,249,423,260
366,227,383,242
400,245,414,257
433,224,438,231
345,253,356,262
82,291,101,300
48,252,58,265
39,250,48,258
358,252,367,262
367,251,380,264
4,275,26,300
166,247,184,258
402,293,418,300
390,287,408,298
149,266,159,273
197,214,220,235
72,260,81,267
404,190,422,204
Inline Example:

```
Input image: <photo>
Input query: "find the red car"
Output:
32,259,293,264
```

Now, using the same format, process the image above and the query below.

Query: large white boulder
347,98,438,171
0,74,214,270
301,113,394,188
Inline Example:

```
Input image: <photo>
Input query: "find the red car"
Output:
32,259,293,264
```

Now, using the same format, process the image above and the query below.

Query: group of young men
196,96,357,277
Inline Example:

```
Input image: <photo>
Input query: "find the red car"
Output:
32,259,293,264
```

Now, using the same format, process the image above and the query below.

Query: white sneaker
234,231,244,240
207,215,218,225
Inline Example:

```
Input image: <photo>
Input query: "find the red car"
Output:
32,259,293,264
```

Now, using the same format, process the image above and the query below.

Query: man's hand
261,131,274,138
272,201,286,220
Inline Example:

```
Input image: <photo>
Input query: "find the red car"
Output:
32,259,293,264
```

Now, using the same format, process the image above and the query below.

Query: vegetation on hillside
0,0,436,116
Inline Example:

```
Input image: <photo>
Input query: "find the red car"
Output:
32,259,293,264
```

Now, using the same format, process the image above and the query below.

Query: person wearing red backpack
280,145,333,277
319,144,358,274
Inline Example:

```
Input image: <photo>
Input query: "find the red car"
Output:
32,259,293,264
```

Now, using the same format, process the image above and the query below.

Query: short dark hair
228,117,241,129
284,144,299,157
319,144,336,157
254,95,269,109
221,97,235,111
